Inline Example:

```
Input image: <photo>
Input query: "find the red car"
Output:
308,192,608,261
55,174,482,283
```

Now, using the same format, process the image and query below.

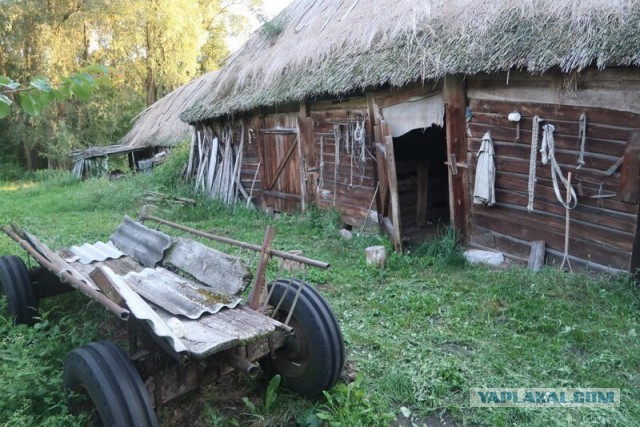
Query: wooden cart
0,214,344,426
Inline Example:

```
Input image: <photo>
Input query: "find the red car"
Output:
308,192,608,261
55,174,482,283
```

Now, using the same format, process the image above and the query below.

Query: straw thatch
121,71,219,148
181,0,640,123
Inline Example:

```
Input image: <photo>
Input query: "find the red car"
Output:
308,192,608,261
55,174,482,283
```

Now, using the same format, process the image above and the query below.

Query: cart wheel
63,341,158,427
0,255,38,325
262,278,345,398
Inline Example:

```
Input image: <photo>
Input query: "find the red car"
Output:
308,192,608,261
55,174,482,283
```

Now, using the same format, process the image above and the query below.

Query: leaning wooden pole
560,172,573,272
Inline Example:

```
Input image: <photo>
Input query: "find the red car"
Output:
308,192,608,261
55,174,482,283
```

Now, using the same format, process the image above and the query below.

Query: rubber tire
0,255,38,325
63,341,159,427
262,278,345,398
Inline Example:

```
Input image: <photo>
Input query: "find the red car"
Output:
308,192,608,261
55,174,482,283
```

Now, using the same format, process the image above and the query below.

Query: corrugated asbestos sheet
164,238,250,296
68,241,125,264
110,216,172,267
124,267,242,319
100,266,189,353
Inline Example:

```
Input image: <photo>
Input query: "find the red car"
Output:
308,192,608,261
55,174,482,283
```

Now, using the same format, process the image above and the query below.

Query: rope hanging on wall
540,124,578,210
330,114,369,189
527,116,541,212
576,112,587,169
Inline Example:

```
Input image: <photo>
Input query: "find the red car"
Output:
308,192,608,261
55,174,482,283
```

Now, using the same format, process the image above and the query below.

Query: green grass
0,169,639,426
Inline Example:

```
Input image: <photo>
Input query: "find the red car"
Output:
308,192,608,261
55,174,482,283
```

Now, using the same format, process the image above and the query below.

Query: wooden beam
617,131,640,203
367,92,383,221
444,74,470,241
384,134,402,252
631,208,640,277
298,115,316,206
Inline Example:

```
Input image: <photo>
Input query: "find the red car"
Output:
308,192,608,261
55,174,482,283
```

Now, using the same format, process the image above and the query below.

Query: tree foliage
0,0,262,171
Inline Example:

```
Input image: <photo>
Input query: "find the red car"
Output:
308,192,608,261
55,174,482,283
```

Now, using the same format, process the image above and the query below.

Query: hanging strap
541,124,578,210
577,112,587,169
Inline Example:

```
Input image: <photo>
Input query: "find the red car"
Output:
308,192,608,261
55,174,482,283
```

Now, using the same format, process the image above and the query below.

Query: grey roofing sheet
109,216,172,267
164,238,250,296
100,266,189,353
123,267,242,319
69,241,125,265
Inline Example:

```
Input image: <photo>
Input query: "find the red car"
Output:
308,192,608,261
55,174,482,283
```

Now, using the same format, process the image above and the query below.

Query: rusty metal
139,213,329,269
285,271,307,326
271,278,294,319
248,226,274,310
1,225,130,320
220,351,259,377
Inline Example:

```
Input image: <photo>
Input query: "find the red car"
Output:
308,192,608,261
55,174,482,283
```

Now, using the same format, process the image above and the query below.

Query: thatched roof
181,0,640,123
121,71,219,147
69,144,142,161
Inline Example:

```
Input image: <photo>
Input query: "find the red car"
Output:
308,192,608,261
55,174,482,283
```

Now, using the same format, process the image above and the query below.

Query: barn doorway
392,124,449,244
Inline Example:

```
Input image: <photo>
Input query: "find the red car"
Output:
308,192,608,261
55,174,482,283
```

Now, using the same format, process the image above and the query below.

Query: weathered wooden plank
444,74,470,240
472,210,631,270
487,188,637,233
374,81,443,109
472,204,633,253
469,155,621,191
469,98,640,130
471,139,621,172
617,132,640,203
528,240,546,272
299,115,317,204
308,97,368,112
385,133,403,252
488,169,637,214
467,74,640,115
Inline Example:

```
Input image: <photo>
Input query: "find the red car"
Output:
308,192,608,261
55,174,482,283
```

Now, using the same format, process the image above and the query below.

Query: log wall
467,70,640,272
309,98,379,229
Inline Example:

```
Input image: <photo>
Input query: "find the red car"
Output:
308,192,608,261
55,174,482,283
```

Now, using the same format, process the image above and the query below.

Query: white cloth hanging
473,131,496,206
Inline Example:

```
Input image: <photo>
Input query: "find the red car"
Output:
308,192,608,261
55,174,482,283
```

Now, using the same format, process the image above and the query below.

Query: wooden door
375,120,403,252
259,130,303,212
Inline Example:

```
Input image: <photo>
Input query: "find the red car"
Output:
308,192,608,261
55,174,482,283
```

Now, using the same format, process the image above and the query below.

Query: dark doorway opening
392,124,449,244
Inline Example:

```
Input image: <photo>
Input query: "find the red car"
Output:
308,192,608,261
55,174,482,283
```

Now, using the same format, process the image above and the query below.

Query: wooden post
384,134,402,252
528,241,546,272
298,112,317,206
248,226,275,310
631,206,640,279
443,75,469,241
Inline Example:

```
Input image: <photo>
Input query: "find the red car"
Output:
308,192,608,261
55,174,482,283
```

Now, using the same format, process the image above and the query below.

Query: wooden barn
179,0,640,274
70,71,218,178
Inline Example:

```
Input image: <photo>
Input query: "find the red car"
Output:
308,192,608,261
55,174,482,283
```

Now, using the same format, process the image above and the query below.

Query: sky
226,0,294,52
263,0,294,17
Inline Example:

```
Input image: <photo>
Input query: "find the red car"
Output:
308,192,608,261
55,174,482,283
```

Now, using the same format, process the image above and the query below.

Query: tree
0,0,261,172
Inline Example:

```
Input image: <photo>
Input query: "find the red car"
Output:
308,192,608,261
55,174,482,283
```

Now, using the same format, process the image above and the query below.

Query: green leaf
54,84,72,101
80,64,109,75
29,77,52,92
0,76,20,90
0,93,11,106
74,73,95,85
71,82,92,101
0,97,11,119
18,92,42,116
